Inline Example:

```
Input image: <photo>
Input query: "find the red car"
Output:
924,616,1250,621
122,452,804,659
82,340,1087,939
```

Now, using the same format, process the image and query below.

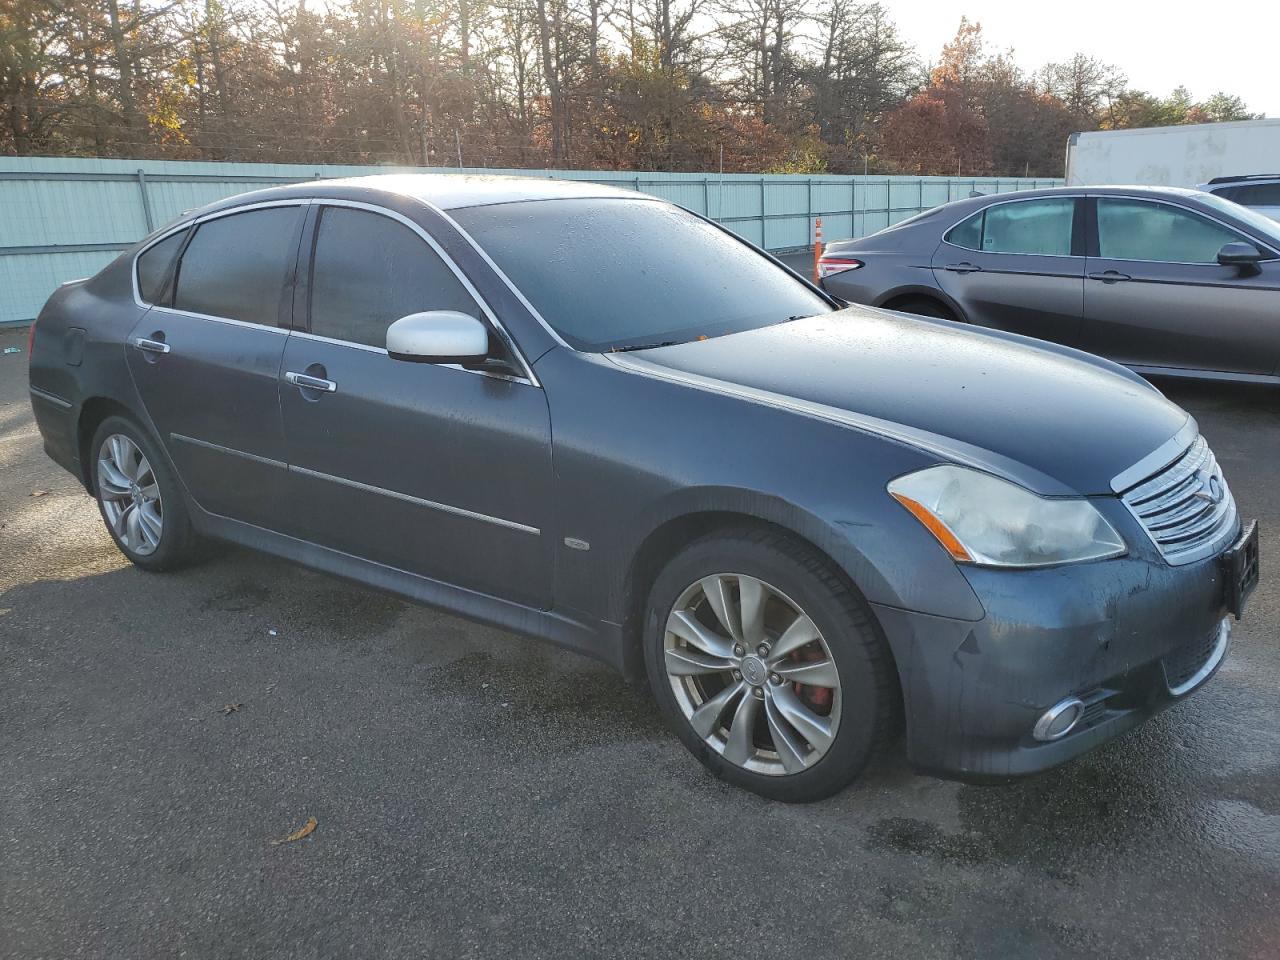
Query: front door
126,204,304,529
1081,197,1280,375
279,203,554,609
931,196,1085,347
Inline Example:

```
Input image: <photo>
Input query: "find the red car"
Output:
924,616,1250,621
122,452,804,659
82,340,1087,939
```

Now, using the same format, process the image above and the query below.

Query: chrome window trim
289,464,540,536
290,329,387,355
131,195,540,386
1090,193,1280,264
145,303,290,335
171,433,287,469
426,200,574,352
941,194,1084,259
310,199,540,386
131,199,312,311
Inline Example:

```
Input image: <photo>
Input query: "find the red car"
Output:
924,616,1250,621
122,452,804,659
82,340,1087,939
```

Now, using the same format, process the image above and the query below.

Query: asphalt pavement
1,323,1277,959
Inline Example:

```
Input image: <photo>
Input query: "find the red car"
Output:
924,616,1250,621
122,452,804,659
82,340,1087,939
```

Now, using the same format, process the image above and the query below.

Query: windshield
1198,193,1280,250
452,198,833,351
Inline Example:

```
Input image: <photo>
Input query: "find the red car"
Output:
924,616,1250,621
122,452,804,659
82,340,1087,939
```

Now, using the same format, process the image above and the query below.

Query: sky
890,0,1278,117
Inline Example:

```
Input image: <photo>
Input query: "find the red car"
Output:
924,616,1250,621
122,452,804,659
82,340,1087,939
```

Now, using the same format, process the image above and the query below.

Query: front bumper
872,542,1244,783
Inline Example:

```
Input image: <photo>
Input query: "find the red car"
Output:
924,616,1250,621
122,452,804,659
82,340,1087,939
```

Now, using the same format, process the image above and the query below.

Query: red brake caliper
791,645,832,710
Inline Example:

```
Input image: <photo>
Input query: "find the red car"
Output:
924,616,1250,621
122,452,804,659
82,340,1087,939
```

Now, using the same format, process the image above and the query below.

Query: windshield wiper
609,340,681,353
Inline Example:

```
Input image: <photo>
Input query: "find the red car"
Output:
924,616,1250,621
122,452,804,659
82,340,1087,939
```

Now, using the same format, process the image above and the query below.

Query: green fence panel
0,157,1061,325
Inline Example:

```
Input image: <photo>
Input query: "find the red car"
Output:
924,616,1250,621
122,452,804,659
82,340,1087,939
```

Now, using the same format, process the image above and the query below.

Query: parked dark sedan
28,175,1259,801
819,185,1280,383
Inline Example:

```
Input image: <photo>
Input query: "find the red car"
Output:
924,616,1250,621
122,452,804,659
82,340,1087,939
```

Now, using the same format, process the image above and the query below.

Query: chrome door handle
1088,270,1132,283
133,337,171,354
285,371,337,393
943,262,982,274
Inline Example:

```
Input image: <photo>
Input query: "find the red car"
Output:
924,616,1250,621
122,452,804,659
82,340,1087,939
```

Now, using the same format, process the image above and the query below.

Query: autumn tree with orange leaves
0,4,1260,174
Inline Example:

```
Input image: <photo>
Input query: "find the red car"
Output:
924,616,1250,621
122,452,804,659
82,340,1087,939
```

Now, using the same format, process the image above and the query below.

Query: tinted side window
136,229,186,305
173,207,302,325
1097,199,1245,263
1229,183,1280,206
946,212,983,250
309,207,480,348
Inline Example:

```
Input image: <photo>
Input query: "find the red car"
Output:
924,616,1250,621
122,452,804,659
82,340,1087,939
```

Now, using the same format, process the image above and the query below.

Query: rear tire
90,415,201,571
888,297,957,322
643,527,899,802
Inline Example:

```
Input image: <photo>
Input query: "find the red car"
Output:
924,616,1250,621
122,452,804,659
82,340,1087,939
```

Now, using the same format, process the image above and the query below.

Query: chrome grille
1120,435,1238,566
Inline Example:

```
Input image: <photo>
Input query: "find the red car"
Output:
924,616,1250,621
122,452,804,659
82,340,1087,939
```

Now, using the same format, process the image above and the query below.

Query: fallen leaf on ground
30,489,47,497
221,703,242,715
270,816,317,845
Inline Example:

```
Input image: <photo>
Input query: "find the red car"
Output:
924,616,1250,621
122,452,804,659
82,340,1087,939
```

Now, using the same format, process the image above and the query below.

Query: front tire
91,415,200,571
643,527,899,802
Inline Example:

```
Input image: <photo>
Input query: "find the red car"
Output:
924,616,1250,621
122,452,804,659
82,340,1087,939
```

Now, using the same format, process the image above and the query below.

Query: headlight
887,465,1126,567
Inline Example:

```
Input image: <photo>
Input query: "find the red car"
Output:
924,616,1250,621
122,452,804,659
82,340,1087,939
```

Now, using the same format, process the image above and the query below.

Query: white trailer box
1065,119,1280,187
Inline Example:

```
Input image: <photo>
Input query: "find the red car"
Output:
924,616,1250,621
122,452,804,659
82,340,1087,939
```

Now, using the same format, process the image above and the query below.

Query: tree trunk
533,0,563,164
105,0,141,138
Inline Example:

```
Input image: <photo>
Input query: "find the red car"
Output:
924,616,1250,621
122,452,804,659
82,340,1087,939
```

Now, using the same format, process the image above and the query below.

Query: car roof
1206,174,1280,185
970,184,1206,202
320,173,643,209
867,184,1211,230
188,172,643,221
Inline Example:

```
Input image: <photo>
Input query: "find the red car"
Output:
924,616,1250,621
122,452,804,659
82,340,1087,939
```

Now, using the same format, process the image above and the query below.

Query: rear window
451,198,831,352
173,206,302,326
135,229,186,305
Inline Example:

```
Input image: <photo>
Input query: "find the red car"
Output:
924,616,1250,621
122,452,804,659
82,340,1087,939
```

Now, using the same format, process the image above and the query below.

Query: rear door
931,196,1085,346
1081,196,1280,375
278,202,554,609
126,202,304,529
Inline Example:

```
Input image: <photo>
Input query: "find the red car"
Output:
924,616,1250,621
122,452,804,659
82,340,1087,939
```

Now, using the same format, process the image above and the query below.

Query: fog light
1033,697,1084,742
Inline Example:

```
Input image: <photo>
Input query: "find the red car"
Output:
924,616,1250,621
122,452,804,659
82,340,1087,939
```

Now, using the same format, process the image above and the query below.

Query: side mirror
386,311,489,365
1217,241,1264,276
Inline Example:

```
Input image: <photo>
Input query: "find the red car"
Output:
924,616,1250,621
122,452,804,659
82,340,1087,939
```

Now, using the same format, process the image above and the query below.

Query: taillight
27,317,36,355
817,256,863,279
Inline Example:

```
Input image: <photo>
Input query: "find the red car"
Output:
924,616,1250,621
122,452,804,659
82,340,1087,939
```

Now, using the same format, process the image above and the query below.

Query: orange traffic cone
813,217,824,283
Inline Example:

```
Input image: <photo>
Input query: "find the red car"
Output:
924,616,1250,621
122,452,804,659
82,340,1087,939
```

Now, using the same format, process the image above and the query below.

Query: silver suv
1198,175,1280,222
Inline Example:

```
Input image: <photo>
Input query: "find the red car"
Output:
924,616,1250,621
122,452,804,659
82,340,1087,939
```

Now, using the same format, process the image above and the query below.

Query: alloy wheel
97,433,163,556
663,574,841,776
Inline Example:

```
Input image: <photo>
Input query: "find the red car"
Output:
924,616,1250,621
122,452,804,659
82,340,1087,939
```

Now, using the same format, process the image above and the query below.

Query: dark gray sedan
819,185,1280,383
28,175,1259,801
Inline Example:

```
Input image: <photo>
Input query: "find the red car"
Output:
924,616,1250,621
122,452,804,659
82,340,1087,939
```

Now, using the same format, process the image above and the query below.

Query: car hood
609,307,1191,496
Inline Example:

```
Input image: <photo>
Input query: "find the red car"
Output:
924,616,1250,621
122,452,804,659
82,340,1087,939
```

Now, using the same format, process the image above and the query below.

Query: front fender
609,482,987,626
537,347,989,642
